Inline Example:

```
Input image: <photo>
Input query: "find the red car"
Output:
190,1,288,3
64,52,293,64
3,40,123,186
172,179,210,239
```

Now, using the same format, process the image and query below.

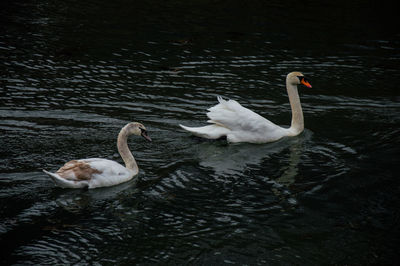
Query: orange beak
301,78,312,88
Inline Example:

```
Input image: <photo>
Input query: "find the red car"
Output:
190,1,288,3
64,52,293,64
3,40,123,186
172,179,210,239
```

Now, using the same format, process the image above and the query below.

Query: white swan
180,72,312,144
43,122,152,189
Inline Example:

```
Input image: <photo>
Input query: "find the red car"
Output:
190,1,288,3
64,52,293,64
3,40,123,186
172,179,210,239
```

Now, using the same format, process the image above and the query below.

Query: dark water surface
1,0,399,264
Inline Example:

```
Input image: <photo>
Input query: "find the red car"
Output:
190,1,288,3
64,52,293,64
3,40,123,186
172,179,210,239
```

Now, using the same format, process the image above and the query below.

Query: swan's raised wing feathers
207,96,278,132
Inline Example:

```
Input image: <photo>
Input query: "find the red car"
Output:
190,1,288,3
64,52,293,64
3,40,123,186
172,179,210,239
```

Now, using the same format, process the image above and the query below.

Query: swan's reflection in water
275,134,305,186
53,177,139,212
194,130,312,200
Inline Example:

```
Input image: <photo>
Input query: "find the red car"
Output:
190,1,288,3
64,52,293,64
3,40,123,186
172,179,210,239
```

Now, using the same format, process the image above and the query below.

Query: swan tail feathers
179,124,230,139
217,96,226,104
43,169,87,188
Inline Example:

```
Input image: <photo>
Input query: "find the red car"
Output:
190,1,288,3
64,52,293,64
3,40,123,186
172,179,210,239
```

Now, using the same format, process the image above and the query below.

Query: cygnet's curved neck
286,80,304,136
117,127,138,174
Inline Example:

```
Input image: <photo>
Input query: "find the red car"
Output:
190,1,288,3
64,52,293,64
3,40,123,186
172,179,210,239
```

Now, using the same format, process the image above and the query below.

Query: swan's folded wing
82,158,132,178
56,159,100,181
206,97,278,133
81,158,135,188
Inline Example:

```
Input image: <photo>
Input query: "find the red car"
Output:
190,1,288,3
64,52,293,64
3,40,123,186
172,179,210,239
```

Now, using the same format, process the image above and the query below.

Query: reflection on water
1,0,400,264
196,131,310,177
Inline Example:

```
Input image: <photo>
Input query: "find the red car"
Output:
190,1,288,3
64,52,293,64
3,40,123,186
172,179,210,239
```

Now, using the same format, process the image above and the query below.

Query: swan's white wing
207,97,276,130
206,97,285,143
81,158,128,175
81,158,135,189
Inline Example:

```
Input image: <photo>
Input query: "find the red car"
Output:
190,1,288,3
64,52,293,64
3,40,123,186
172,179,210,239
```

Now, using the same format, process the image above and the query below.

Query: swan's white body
180,72,312,144
43,122,151,189
180,97,294,143
43,158,136,189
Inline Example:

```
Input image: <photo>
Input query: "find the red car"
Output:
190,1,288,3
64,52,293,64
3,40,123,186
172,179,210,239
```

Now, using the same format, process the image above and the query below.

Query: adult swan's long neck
117,126,138,174
286,78,304,136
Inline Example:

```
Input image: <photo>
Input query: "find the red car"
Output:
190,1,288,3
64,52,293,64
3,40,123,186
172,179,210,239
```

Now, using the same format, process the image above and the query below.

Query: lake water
1,0,399,264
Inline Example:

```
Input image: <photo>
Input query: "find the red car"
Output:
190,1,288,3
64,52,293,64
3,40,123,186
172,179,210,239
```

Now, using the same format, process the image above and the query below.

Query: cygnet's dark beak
141,130,152,142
